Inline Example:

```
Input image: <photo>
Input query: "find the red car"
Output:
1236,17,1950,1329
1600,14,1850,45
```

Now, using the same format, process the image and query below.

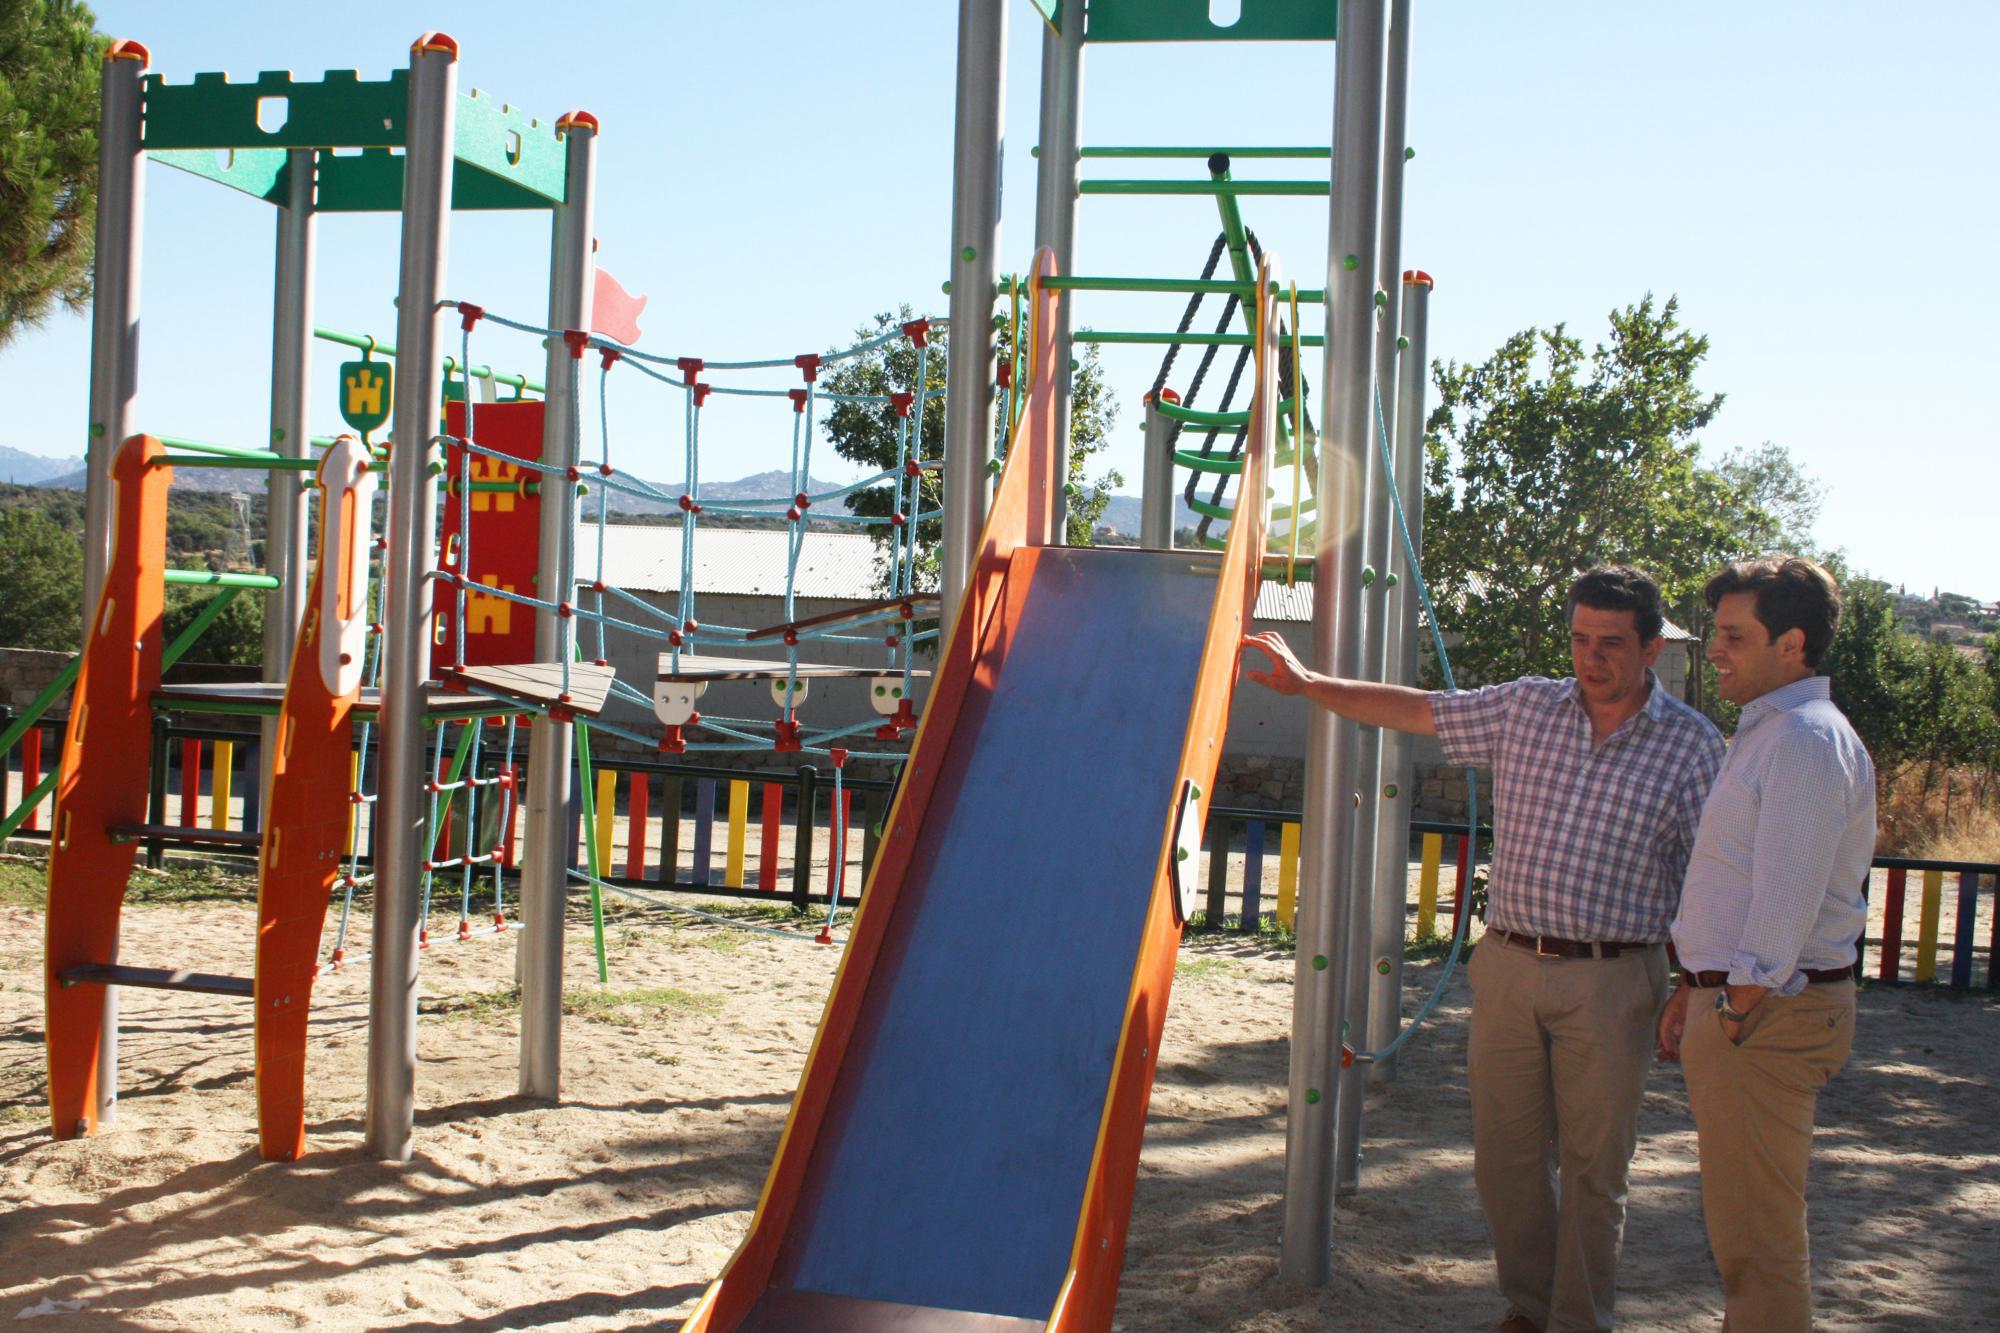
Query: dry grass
1879,764,2000,861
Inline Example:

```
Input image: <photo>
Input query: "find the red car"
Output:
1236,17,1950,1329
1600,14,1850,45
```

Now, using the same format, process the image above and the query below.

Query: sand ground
0,867,1995,1331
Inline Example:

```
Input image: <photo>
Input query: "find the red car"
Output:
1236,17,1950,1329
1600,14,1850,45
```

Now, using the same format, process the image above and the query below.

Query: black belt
1680,967,1854,988
1491,929,1652,960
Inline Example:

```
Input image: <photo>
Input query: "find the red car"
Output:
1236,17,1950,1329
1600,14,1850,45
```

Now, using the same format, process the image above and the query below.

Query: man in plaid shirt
1243,566,1724,1333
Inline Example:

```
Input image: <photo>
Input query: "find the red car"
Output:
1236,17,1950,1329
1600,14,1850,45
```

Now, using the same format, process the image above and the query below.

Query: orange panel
254,441,375,1161
44,436,170,1140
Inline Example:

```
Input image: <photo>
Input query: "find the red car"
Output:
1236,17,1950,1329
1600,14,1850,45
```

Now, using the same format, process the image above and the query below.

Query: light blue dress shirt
1670,676,1876,995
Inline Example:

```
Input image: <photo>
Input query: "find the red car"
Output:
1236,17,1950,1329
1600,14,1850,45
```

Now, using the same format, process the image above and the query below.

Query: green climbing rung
1079,179,1330,197
164,570,283,590
1155,396,1297,429
156,453,320,472
1174,450,1241,475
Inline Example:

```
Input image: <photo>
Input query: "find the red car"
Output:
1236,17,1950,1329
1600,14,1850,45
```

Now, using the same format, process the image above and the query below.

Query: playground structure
29,1,1459,1325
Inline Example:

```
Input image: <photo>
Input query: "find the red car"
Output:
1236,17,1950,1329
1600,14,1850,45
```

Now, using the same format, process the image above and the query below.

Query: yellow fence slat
725,780,750,888
594,768,617,873
1915,868,1944,983
1276,821,1301,928
1416,832,1443,939
210,740,234,831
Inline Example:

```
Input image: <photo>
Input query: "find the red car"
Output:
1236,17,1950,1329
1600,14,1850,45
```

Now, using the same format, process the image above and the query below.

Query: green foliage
1422,295,1788,685
1711,442,1827,558
162,585,264,665
0,505,82,648
0,0,102,349
819,306,1123,596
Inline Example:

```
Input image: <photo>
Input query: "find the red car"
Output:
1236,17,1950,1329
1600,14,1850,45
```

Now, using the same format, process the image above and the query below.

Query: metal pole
1033,6,1083,545
367,32,458,1163
520,110,597,1101
940,0,1006,638
1380,272,1433,1052
81,37,148,1130
1139,396,1175,549
1283,0,1389,1283
1344,0,1417,1161
261,148,317,813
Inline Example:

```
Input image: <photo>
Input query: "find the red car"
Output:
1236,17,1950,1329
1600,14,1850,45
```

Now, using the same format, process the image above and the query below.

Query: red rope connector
890,391,914,418
786,506,801,522
794,353,821,383
783,630,798,646
591,579,607,593
885,633,900,649
898,600,915,619
901,318,930,348
815,925,833,945
494,912,509,933
598,462,615,478
566,464,582,483
691,383,713,409
557,602,574,618
425,780,441,794
678,493,702,513
904,459,923,478
668,630,683,647
794,492,812,510
773,719,802,753
890,512,907,528
684,619,699,634
598,346,622,371
677,356,704,381
419,927,431,949
788,388,809,413
457,917,473,941
659,725,687,755
330,946,345,967
593,657,608,667
829,747,848,770
562,329,591,360
457,302,485,331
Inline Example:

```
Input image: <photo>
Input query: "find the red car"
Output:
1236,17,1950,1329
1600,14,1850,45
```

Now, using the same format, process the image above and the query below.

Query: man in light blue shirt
1658,556,1875,1333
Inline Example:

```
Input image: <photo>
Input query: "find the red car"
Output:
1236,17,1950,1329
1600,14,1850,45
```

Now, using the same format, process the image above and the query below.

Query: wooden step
56,963,253,999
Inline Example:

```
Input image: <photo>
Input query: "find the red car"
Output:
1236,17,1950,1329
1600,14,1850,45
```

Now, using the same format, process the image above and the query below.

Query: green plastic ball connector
272,427,286,443
1385,572,1398,588
1343,254,1360,271
427,459,446,477
1313,954,1329,970
1305,1087,1321,1105
1177,846,1190,861
1376,958,1391,975
1375,290,1388,307
941,280,952,295
985,458,1003,475
1383,783,1399,799
1068,358,1079,372
1404,146,1416,160
1361,565,1377,586
89,423,103,437
960,245,977,263
1397,336,1410,351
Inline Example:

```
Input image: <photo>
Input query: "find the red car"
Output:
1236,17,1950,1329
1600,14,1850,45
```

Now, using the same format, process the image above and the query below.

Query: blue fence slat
1951,869,1978,989
1238,819,1265,933
692,777,716,887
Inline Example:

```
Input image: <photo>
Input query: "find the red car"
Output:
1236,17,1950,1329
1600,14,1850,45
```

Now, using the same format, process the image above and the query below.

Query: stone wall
0,648,77,720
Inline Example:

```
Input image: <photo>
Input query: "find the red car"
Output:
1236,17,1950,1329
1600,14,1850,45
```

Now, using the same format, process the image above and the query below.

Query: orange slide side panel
254,447,370,1162
680,251,1066,1332
44,435,170,1140
1048,267,1274,1331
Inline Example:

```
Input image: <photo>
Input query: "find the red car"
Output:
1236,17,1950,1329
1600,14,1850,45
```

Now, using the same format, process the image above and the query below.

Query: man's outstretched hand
1241,631,1312,696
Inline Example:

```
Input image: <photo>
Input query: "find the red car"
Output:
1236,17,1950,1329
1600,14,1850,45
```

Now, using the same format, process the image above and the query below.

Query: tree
820,306,1122,595
0,0,102,349
1711,442,1827,557
1421,294,1752,683
0,506,83,649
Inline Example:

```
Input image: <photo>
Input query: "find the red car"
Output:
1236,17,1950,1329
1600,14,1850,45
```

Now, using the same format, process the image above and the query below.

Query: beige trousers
1468,938,1670,1333
1681,980,1855,1333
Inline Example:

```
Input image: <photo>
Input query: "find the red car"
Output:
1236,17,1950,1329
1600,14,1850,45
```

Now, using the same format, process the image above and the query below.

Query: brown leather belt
1491,929,1652,960
1680,967,1855,988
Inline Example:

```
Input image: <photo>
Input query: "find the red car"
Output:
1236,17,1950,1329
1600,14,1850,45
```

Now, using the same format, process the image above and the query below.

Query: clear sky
1,1,1993,597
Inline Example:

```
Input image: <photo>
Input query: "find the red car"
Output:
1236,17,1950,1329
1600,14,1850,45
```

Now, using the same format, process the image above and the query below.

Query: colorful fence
8,708,1998,990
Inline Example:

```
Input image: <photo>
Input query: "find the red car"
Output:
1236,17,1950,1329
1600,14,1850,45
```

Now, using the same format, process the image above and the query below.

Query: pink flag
592,267,647,346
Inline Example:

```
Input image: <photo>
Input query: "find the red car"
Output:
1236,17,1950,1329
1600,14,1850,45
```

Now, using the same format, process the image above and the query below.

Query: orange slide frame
680,252,1276,1330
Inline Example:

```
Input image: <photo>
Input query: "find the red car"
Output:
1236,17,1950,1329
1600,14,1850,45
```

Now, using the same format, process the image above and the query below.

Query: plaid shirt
1429,673,1724,943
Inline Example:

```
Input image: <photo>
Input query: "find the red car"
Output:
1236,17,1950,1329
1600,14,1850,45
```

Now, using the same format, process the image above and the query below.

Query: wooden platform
744,594,942,643
656,655,932,684
435,661,615,717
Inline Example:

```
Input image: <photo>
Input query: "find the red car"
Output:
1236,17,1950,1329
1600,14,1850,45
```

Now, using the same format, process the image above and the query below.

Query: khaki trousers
1681,980,1855,1333
1468,938,1670,1333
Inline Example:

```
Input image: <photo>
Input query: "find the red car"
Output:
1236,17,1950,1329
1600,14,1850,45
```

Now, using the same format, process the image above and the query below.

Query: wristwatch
1714,992,1752,1023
